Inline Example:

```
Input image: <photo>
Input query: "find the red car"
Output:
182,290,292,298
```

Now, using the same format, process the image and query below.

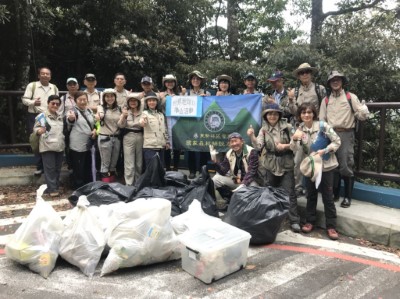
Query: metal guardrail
0,90,399,182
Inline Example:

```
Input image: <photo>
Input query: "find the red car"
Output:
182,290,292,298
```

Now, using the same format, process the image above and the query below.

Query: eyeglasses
49,102,60,106
301,110,313,115
298,70,311,75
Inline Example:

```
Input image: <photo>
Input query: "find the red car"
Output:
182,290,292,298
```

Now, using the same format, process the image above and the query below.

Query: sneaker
34,169,43,176
301,223,314,233
327,228,339,240
189,172,196,179
290,223,301,233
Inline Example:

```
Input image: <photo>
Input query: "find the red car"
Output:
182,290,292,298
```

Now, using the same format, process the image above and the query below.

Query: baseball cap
141,76,153,84
228,132,243,140
84,73,96,80
267,71,284,82
66,77,78,84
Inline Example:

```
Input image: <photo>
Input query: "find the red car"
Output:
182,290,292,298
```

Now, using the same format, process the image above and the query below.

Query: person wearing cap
319,71,369,208
33,95,65,197
209,132,259,209
22,67,59,176
289,63,326,197
291,102,341,240
95,88,122,182
140,75,157,97
185,70,211,179
66,91,97,189
265,70,295,122
140,91,169,169
159,74,182,171
59,77,79,116
113,72,129,107
216,74,233,96
83,73,101,113
247,103,301,232
243,73,260,95
118,94,143,185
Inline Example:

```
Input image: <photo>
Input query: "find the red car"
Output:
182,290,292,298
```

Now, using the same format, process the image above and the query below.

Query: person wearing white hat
291,102,341,240
319,70,369,208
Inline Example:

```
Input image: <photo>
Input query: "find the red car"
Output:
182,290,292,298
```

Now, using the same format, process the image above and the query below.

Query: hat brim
262,108,283,119
217,75,232,83
293,67,318,77
188,72,206,80
327,76,348,86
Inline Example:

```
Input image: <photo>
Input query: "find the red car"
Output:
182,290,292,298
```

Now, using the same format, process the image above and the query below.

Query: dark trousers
165,149,181,170
27,112,43,171
188,151,210,173
70,149,92,189
143,148,165,170
266,170,299,224
305,170,337,229
42,151,63,193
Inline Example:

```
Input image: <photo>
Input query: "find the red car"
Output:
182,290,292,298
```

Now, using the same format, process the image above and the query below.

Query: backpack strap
315,83,322,104
294,85,299,101
346,92,354,113
30,82,36,100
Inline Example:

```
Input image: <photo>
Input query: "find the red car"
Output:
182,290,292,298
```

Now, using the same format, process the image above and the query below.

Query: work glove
232,184,245,192
209,145,219,162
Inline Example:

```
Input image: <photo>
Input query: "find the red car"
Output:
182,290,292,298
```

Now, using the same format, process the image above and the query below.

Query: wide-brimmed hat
126,93,141,106
217,74,232,84
162,74,177,85
326,70,348,86
293,63,318,77
102,88,117,96
300,154,322,183
267,70,284,82
262,103,283,119
188,70,206,81
143,91,159,102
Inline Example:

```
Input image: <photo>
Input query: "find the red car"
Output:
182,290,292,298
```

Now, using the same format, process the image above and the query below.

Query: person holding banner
247,103,301,233
184,70,211,179
159,74,182,171
210,132,259,209
216,74,233,96
140,92,169,169
242,73,261,95
291,103,341,240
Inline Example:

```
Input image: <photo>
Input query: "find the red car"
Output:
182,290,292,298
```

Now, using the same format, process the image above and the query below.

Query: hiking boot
327,228,339,240
189,172,196,179
301,223,314,233
34,169,43,176
290,223,301,233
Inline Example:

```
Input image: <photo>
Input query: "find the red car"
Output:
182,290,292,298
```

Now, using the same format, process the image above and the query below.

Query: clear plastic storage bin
179,222,251,283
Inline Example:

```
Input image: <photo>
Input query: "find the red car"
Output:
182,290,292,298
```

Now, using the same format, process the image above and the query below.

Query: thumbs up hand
209,145,219,162
247,124,255,136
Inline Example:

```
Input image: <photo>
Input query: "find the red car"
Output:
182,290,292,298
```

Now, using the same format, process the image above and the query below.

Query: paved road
1,197,400,298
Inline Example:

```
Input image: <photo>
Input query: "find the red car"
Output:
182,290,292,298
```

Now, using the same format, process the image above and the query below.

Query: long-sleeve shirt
67,108,95,152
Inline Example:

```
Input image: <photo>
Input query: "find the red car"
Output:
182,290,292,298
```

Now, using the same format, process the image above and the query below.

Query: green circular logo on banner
204,110,225,132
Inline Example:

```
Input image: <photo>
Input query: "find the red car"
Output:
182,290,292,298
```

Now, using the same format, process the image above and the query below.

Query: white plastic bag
170,199,222,235
5,184,64,278
101,198,181,276
59,196,106,277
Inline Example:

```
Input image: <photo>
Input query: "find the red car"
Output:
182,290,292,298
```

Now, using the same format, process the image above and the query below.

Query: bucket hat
293,63,318,77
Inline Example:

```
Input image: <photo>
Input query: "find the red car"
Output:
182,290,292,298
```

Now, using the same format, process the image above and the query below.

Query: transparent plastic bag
101,198,180,276
5,184,64,278
59,196,106,277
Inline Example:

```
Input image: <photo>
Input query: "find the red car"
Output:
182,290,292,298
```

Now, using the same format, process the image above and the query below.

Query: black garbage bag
224,186,289,245
68,182,136,206
131,186,182,216
180,166,219,218
134,154,166,191
164,171,189,187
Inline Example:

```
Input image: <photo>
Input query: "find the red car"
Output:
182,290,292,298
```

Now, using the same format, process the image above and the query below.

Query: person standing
216,74,233,96
184,70,210,179
247,103,300,233
113,72,129,107
83,73,101,113
242,73,260,95
33,95,64,196
118,94,143,185
66,91,96,189
319,71,369,208
96,89,122,182
140,92,169,169
22,67,59,175
291,103,341,240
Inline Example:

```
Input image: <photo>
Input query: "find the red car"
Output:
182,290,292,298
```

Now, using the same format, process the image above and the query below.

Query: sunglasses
298,70,311,75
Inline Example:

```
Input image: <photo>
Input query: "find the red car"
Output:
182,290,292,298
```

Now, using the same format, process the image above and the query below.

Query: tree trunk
310,0,324,50
227,0,239,60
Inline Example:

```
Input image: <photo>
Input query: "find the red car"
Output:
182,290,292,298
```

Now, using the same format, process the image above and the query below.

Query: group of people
22,63,369,241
